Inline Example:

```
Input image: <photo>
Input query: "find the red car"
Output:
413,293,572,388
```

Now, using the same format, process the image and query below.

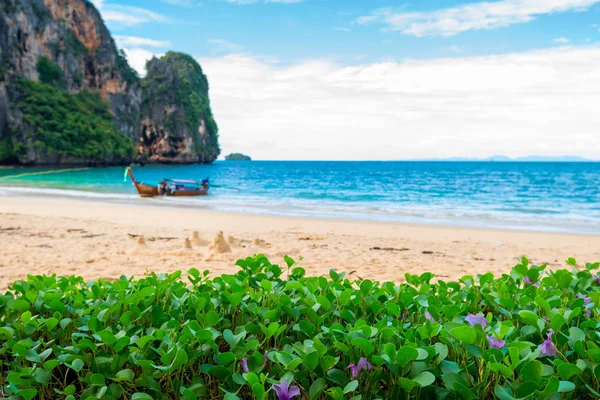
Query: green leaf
558,381,576,393
450,326,477,345
70,359,84,372
518,310,539,327
252,383,265,400
412,371,435,387
343,380,359,394
303,351,319,371
521,360,543,384
10,299,30,312
113,369,135,383
309,378,327,400
131,394,153,400
397,347,419,367
91,374,105,386
350,338,374,356
488,363,513,378
205,310,219,327
568,327,585,343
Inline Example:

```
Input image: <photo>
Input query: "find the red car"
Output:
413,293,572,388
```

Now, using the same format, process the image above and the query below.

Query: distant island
225,153,252,161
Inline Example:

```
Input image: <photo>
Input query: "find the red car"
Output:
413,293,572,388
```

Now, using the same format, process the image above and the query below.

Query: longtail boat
125,167,209,197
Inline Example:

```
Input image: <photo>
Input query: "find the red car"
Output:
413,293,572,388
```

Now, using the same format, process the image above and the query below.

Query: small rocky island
225,153,251,161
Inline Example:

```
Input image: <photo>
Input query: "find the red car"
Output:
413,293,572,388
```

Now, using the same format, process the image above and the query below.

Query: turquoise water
1,161,599,233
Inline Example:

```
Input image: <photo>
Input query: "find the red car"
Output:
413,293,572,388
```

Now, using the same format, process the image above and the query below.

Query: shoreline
0,185,598,235
0,195,599,289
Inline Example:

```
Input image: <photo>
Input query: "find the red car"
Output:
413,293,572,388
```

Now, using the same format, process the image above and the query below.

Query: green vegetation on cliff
37,56,63,86
225,152,252,161
142,52,219,157
14,79,134,162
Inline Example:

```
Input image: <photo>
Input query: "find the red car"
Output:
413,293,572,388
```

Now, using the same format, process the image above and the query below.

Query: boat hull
127,167,209,198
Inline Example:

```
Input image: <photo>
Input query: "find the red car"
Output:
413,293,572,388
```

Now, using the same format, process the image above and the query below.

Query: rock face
0,0,141,165
0,1,219,166
138,52,219,164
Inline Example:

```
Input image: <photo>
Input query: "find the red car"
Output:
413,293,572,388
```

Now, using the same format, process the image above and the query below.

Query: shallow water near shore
1,161,599,234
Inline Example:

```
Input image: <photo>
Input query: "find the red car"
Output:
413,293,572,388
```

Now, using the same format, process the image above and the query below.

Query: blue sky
92,0,600,160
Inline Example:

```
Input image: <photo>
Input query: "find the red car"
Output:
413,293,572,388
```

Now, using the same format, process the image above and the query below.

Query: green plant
1,255,599,399
14,79,134,162
36,56,63,86
0,138,16,162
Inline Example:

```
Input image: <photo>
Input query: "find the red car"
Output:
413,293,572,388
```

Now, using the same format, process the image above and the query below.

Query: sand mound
253,238,270,248
169,238,201,257
127,236,149,255
209,231,231,254
191,231,209,246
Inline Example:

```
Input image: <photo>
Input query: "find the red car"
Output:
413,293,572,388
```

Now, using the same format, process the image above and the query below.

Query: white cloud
358,0,600,37
207,39,242,53
91,1,170,27
114,36,171,48
121,48,163,76
553,37,570,43
223,0,303,4
197,46,600,160
160,0,194,5
333,27,351,32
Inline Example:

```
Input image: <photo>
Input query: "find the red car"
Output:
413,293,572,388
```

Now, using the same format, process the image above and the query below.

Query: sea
1,161,599,234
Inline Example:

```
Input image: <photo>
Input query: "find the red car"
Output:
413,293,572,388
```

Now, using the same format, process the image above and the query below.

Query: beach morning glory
424,311,436,322
347,357,373,379
240,357,249,373
486,335,506,349
272,381,300,400
465,313,489,327
595,274,600,285
577,293,591,305
523,277,541,287
541,330,557,357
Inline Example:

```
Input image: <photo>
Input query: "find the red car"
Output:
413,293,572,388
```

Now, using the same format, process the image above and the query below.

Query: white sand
0,195,598,289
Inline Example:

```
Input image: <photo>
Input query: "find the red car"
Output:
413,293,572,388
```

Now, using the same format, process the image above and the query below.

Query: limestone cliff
0,1,219,166
0,0,140,164
138,52,219,164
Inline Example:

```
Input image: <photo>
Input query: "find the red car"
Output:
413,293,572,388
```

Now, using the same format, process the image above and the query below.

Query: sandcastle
191,231,209,246
127,236,148,255
208,231,232,253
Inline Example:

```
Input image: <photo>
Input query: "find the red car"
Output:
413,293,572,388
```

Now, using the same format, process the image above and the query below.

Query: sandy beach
0,195,598,289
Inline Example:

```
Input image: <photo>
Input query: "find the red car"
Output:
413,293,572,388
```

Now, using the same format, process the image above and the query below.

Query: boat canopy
167,179,200,184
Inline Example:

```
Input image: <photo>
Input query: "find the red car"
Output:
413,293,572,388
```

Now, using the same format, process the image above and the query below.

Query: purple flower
240,357,249,373
425,311,436,322
347,357,373,379
595,274,600,285
486,335,506,349
541,330,557,357
523,277,541,287
272,381,300,400
577,293,591,306
465,313,489,327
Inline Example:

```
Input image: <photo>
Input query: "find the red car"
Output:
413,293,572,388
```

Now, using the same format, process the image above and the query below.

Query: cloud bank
358,0,600,37
194,46,600,160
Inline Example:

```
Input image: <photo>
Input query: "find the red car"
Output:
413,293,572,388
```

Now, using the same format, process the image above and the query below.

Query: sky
92,0,600,160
